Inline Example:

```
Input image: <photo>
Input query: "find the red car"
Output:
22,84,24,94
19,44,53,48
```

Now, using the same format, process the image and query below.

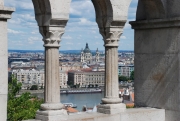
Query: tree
30,85,38,90
119,76,129,82
130,71,134,80
8,75,22,97
7,76,43,121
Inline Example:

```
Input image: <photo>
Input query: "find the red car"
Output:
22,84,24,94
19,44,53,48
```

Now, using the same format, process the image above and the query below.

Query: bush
130,71,134,80
7,76,43,121
119,76,129,81
30,85,38,90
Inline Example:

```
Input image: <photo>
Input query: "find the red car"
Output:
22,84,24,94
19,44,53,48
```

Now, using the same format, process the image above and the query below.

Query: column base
36,109,68,121
40,103,64,110
102,98,122,104
97,103,126,114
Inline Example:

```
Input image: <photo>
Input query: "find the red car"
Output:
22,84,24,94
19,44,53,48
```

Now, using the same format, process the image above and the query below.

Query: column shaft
102,46,122,104
44,47,60,103
0,20,8,121
40,47,63,110
105,47,119,98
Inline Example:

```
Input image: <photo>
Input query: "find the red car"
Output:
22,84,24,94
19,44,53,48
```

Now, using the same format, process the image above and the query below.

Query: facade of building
59,62,82,71
59,70,68,88
11,69,44,89
80,43,99,64
11,69,68,89
68,70,104,88
118,64,134,77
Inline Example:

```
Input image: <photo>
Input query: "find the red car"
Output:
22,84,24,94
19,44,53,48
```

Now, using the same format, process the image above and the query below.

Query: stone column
97,28,126,114
92,0,131,114
0,1,14,121
36,27,67,121
32,0,71,120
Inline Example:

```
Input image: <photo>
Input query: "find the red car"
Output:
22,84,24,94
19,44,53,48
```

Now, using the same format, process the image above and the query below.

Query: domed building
80,43,99,64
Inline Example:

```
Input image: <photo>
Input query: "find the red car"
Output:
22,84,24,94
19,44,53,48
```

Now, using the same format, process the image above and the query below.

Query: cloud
121,36,127,39
70,8,81,16
66,42,73,45
62,35,72,40
6,0,137,50
28,37,41,44
8,29,23,34
5,0,33,10
78,18,96,26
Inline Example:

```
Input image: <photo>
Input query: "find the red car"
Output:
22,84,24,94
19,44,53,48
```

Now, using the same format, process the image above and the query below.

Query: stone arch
32,0,71,26
92,0,131,38
136,0,166,20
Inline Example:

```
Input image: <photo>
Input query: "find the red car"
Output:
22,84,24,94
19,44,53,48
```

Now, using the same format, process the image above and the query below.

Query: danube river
34,92,104,111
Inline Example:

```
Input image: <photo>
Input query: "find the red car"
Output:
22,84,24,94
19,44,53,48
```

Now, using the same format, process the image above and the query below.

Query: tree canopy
130,71,134,80
7,76,43,121
119,76,129,81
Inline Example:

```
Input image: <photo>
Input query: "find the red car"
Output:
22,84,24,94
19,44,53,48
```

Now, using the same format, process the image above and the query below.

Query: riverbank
19,87,104,95
19,89,44,95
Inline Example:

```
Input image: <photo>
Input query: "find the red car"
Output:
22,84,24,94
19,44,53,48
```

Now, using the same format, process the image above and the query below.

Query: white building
12,69,68,89
12,69,44,89
118,64,134,77
59,70,68,88
68,70,104,88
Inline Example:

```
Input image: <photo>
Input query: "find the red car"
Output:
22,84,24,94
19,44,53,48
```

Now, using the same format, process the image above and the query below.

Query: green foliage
130,71,134,80
119,76,129,81
126,105,134,108
8,75,22,99
30,85,38,90
7,76,43,121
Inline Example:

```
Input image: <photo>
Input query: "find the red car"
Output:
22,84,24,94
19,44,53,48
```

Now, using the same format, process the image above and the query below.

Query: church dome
83,43,91,53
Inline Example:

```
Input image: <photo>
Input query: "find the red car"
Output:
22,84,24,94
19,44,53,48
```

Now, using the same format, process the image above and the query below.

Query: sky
5,0,138,51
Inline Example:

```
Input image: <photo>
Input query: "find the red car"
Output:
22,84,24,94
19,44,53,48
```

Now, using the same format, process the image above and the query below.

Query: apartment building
68,70,104,88
118,64,134,77
11,69,44,89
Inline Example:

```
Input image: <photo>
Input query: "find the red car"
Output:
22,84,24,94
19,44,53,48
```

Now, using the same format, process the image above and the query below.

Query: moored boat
63,103,77,108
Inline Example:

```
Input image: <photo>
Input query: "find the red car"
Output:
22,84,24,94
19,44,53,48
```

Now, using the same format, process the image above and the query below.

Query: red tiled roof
66,107,78,113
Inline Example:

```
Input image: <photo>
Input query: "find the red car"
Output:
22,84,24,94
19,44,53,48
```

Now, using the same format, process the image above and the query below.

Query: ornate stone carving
100,29,123,47
39,27,64,47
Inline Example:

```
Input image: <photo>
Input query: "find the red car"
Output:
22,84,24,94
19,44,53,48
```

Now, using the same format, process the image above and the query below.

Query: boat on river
63,103,77,108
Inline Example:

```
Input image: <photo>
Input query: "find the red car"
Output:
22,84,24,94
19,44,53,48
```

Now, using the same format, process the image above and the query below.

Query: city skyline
5,0,138,50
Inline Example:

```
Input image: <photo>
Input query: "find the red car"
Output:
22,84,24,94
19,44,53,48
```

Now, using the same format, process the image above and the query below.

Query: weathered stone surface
32,0,71,120
25,108,165,121
130,5,180,120
0,95,7,121
0,1,14,120
97,103,126,114
0,0,4,6
36,110,68,121
0,20,8,95
91,0,131,114
32,0,71,26
66,108,165,121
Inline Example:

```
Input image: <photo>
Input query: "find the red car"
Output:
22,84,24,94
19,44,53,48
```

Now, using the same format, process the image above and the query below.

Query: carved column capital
39,26,64,48
100,28,123,47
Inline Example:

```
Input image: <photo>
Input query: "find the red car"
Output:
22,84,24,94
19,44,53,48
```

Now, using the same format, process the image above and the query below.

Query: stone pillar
91,0,131,114
36,27,67,120
97,29,126,114
0,1,14,120
32,0,71,120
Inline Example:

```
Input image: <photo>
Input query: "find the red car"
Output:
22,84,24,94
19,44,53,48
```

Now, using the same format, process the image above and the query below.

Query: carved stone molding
100,28,123,47
104,31,122,47
39,26,64,47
